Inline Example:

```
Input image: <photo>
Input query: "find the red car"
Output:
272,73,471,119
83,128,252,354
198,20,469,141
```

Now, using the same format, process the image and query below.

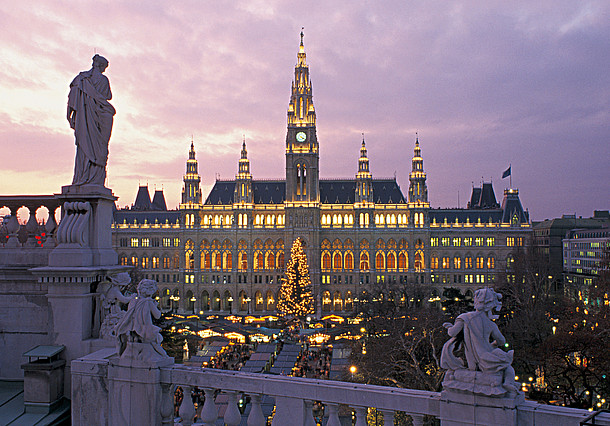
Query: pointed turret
285,30,320,206
408,136,428,205
234,137,253,205
181,140,202,208
355,136,373,204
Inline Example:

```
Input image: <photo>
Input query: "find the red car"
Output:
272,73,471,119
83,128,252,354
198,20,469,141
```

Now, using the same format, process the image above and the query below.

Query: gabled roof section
133,185,152,210
501,189,529,224
429,209,504,224
152,190,167,211
205,180,287,205
113,209,180,225
468,182,499,209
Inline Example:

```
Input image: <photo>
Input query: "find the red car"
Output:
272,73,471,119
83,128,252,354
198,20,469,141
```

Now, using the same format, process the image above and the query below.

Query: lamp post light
350,365,357,381
227,296,233,315
245,297,251,314
190,296,196,313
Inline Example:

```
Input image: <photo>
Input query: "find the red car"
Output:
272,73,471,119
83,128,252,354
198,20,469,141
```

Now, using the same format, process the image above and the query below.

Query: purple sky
1,1,608,221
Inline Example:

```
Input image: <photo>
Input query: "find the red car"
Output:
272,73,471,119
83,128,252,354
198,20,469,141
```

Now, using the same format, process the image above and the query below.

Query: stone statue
98,272,134,340
115,279,168,360
441,287,519,396
67,54,116,186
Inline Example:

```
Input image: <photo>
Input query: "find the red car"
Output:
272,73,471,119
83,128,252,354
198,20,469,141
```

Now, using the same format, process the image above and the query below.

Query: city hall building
112,36,531,315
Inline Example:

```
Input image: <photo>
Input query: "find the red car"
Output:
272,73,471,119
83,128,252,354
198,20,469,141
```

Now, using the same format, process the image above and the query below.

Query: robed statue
67,54,116,186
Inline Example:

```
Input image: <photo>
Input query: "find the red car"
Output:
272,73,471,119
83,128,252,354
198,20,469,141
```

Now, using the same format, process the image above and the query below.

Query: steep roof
204,179,406,205
113,210,180,225
133,186,152,210
151,190,167,210
468,183,499,209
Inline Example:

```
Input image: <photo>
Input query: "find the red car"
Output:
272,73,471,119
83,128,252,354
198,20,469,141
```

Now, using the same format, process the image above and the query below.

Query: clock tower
285,31,319,206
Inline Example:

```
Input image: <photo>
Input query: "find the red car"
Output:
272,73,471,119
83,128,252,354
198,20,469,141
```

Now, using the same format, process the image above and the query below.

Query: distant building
112,37,532,315
563,227,610,300
533,211,610,290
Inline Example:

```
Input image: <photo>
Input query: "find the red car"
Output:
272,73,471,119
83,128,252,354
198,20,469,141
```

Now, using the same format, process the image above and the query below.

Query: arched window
333,291,343,311
398,252,408,270
414,251,424,270
487,257,495,269
360,252,370,271
344,252,354,270
238,251,247,270
254,252,264,270
266,291,275,311
266,252,275,269
332,252,342,270
322,291,331,312
376,252,385,270
277,252,285,269
387,252,397,270
223,252,232,270
322,252,331,270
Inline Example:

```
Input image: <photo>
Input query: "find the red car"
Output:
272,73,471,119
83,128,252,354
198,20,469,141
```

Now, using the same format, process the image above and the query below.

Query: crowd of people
292,343,333,379
208,343,253,370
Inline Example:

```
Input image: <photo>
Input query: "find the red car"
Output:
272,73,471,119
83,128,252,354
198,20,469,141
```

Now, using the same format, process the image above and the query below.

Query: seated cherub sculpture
440,287,518,394
115,279,167,358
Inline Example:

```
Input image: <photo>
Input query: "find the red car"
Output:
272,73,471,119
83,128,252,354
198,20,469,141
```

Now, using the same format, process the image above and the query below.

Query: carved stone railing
167,366,439,425
0,195,61,248
72,350,610,426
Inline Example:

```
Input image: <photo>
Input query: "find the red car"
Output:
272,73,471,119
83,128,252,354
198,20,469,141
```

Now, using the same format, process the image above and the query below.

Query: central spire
288,30,315,127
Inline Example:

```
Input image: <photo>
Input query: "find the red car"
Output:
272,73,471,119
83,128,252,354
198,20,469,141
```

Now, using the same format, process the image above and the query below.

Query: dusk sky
1,1,608,221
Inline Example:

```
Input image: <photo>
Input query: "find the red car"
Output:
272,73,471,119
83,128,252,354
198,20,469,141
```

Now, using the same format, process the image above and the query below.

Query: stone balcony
72,348,610,426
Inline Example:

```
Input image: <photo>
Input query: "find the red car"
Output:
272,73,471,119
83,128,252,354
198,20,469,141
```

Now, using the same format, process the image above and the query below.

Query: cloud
0,0,608,221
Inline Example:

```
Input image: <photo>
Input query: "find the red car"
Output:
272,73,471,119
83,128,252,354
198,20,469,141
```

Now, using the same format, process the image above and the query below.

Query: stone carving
67,54,116,186
56,201,91,245
98,273,133,340
441,287,518,396
115,279,168,360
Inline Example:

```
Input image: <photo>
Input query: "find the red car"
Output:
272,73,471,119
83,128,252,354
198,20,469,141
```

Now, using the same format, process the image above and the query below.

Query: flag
502,166,511,179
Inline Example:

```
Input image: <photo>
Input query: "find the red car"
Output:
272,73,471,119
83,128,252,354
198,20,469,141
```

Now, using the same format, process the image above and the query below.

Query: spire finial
300,27,304,45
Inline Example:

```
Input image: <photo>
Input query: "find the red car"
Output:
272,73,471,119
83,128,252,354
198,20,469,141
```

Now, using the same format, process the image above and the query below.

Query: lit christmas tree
277,238,314,322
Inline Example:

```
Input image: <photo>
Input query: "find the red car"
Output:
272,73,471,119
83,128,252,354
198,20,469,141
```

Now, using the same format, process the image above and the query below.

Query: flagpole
509,163,512,189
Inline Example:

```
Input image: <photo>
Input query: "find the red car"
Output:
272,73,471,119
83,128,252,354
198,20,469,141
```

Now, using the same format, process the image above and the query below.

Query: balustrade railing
0,195,61,250
163,366,440,425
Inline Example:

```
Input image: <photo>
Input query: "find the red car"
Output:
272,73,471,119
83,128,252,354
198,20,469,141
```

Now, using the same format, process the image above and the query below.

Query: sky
0,1,608,221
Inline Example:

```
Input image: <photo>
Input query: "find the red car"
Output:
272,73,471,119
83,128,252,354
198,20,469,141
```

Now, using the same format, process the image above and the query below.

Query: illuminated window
162,237,171,247
486,237,495,247
360,252,370,271
173,238,180,247
130,238,139,248
464,257,473,269
345,252,354,270
442,237,450,247
322,252,331,270
453,238,461,247
431,257,439,269
431,237,439,247
454,257,461,269
507,237,515,247
475,237,484,246
387,252,397,270
376,252,385,269
476,257,485,269
152,256,159,269
464,237,473,246
398,252,408,270
141,238,150,247
487,257,495,269
442,257,450,269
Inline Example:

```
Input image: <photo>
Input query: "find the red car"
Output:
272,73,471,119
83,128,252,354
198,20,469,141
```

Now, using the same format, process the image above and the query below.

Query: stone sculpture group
440,287,519,396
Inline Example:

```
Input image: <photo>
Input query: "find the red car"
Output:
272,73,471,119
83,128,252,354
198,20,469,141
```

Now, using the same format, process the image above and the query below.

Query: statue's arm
446,317,464,337
150,301,161,320
490,322,506,348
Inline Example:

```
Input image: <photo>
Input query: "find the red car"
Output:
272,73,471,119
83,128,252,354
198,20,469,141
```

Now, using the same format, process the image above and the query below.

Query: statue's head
109,272,131,287
473,287,502,314
92,54,109,72
137,279,158,298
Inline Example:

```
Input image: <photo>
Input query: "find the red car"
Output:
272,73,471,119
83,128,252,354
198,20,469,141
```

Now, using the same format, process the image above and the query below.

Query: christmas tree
277,238,314,321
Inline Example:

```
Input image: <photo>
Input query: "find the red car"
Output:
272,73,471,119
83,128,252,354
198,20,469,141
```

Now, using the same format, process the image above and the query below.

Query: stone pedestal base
108,343,173,426
48,184,117,267
440,373,524,426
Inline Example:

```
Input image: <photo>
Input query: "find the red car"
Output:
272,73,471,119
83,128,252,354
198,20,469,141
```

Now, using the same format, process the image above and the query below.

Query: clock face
296,131,307,142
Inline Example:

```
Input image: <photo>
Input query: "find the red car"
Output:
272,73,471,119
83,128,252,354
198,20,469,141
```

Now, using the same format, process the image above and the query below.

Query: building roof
133,185,152,210
467,183,499,209
152,190,167,211
113,210,180,225
205,179,406,205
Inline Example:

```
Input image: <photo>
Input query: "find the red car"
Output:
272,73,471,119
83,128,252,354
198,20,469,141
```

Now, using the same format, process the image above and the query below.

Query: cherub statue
115,279,167,358
98,272,134,340
441,287,518,394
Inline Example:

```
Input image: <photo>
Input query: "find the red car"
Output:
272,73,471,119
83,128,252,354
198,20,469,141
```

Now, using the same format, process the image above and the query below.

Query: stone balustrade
0,195,61,250
167,366,439,425
72,349,610,426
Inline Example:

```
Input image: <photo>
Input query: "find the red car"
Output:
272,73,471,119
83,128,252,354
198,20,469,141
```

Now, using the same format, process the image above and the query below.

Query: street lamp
245,297,251,314
190,296,196,313
350,365,357,380
227,296,233,314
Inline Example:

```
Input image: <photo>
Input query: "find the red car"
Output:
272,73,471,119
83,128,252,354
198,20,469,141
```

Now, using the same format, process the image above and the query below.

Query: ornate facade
112,35,531,315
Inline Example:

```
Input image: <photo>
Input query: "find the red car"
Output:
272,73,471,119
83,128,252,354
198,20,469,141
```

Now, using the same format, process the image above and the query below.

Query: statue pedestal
48,184,117,267
108,343,173,426
440,370,524,426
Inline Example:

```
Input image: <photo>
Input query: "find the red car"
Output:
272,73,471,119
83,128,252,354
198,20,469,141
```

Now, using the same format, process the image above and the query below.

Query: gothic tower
285,31,320,206
408,136,429,227
234,138,253,205
181,141,202,207
355,136,373,204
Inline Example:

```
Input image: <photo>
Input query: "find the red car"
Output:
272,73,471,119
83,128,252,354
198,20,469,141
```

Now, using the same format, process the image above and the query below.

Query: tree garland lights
277,238,314,320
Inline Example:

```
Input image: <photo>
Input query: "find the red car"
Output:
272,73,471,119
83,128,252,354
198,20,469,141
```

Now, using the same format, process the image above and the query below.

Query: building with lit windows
563,227,610,299
112,34,532,315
